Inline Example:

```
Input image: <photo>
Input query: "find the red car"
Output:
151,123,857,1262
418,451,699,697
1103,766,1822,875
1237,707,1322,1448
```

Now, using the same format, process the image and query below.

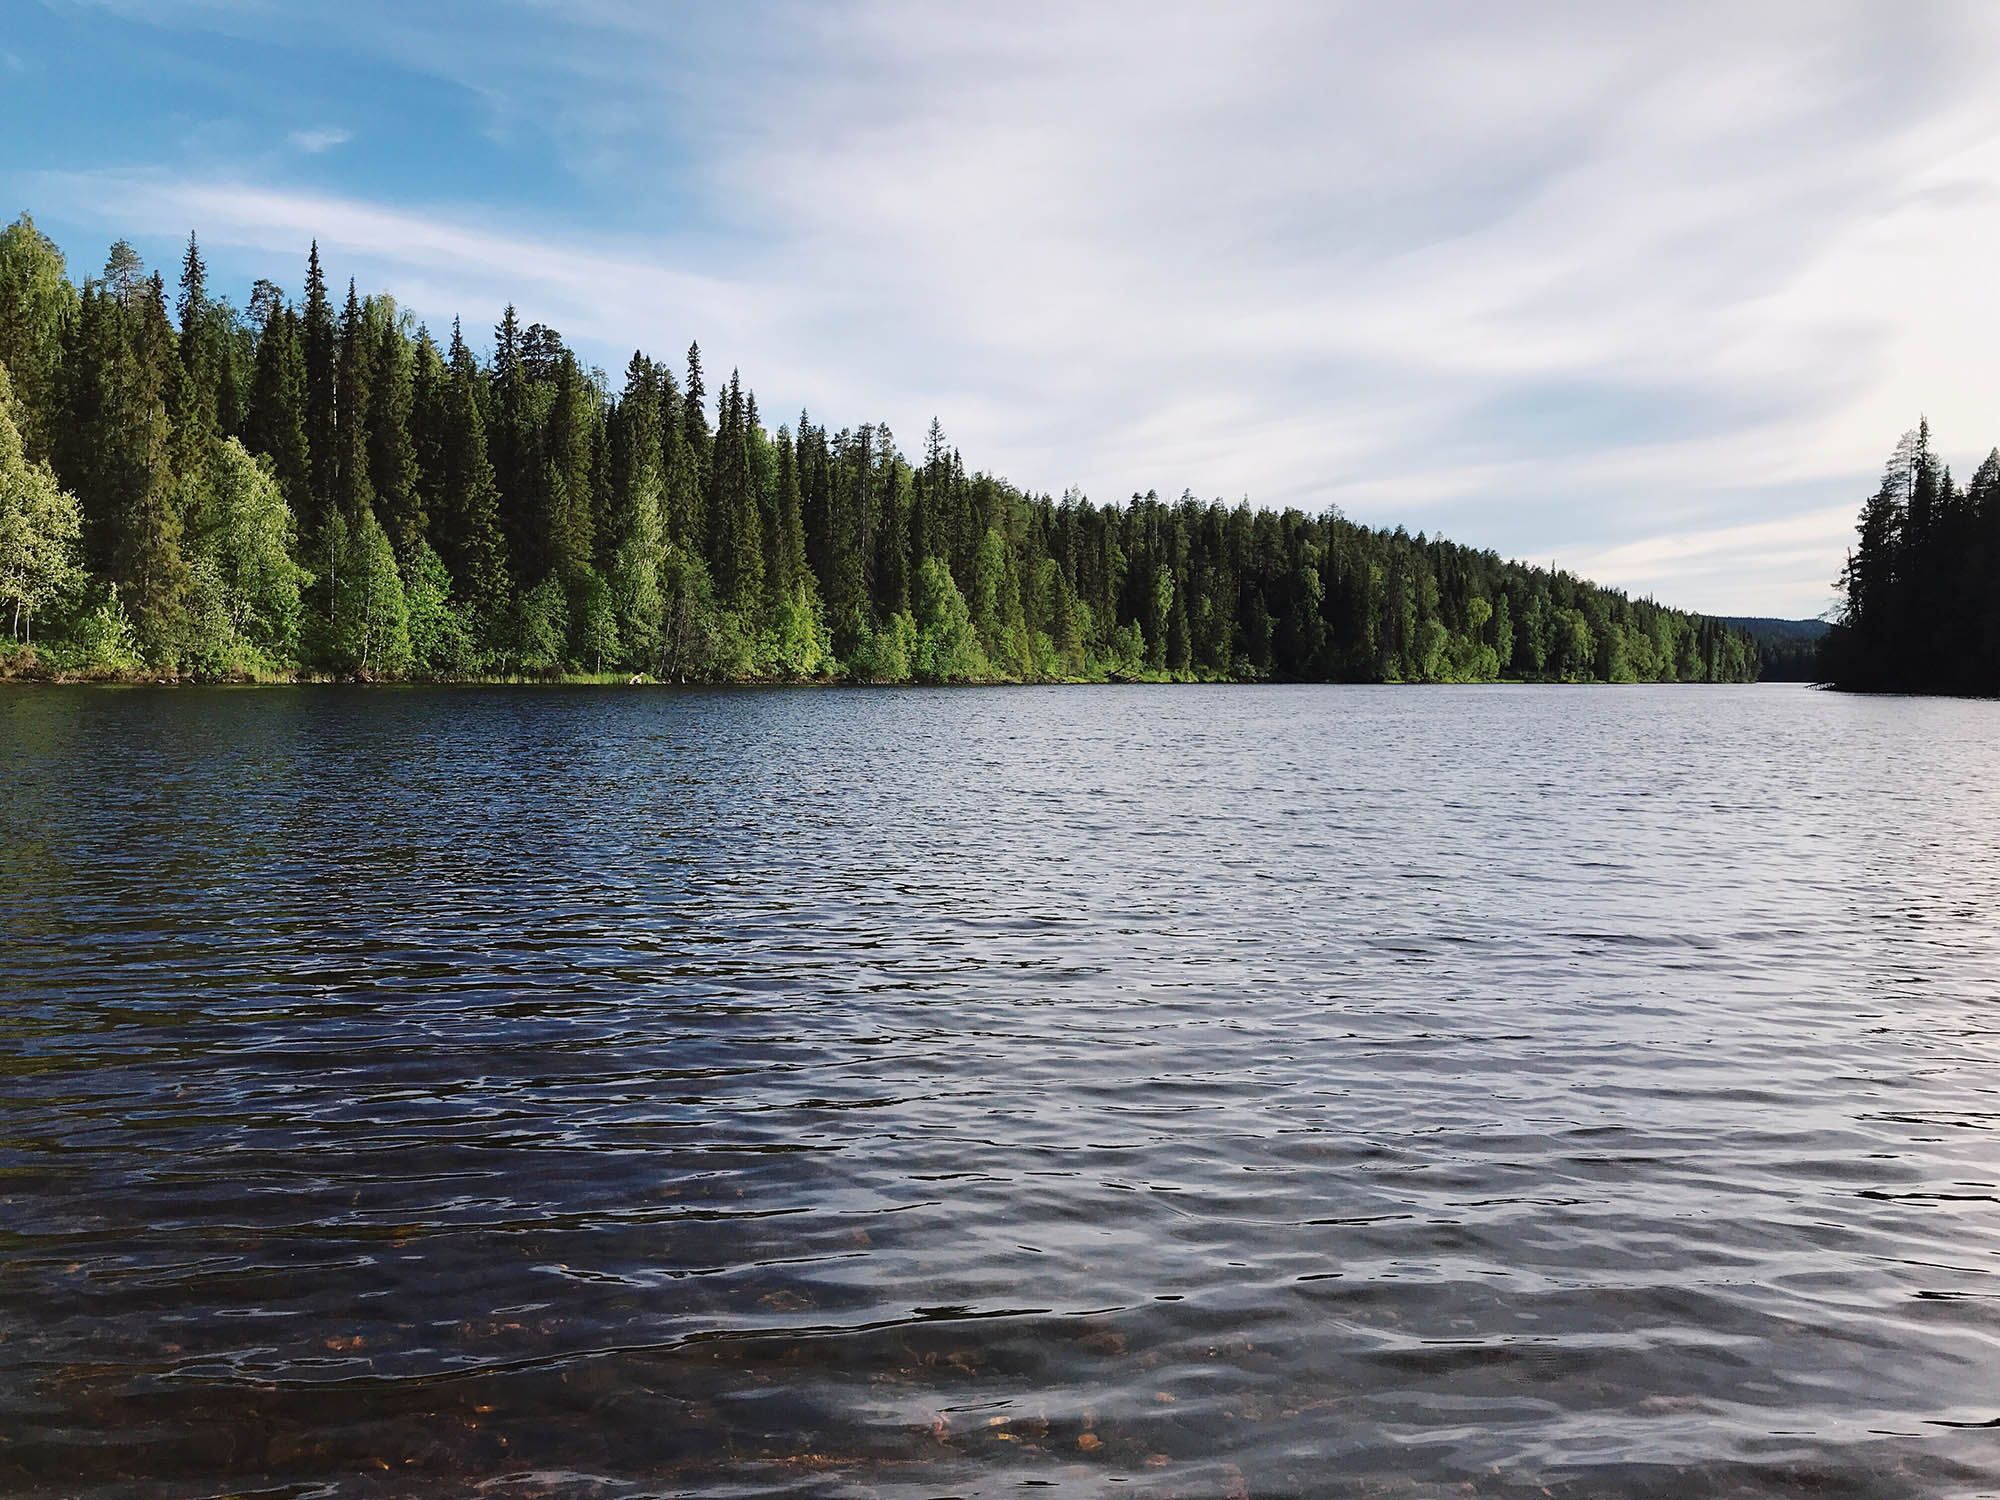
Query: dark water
3,684,1999,1500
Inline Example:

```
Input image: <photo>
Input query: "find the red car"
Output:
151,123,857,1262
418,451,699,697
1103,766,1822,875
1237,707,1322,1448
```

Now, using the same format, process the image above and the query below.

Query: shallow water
2,682,1998,1499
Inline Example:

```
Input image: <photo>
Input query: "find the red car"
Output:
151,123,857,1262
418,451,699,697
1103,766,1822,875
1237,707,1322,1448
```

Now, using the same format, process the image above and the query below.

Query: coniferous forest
0,215,1759,686
1822,420,2000,695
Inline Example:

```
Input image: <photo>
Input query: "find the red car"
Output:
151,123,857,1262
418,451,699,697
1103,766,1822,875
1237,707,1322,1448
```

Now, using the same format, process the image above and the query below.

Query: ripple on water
3,682,2000,1498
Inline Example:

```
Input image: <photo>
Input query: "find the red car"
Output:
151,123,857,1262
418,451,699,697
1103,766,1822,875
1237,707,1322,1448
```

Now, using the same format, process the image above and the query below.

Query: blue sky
8,1,2000,617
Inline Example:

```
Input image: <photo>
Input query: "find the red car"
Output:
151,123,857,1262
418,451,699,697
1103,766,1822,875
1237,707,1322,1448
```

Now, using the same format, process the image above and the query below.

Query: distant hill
1723,617,1829,681
1722,617,1830,638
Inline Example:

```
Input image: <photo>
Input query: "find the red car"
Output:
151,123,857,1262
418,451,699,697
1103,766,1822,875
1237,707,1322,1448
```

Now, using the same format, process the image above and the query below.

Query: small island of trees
0,213,1757,686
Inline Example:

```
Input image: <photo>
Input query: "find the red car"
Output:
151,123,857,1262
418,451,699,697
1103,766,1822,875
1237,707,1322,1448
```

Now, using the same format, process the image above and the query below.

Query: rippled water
3,683,1999,1499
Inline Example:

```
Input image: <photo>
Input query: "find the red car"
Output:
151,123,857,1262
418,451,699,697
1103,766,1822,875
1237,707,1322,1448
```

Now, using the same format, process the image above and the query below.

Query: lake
2,683,1998,1499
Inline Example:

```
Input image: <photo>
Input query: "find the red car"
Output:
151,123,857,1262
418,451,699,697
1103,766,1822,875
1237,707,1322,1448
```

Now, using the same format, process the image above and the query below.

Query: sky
7,1,2000,618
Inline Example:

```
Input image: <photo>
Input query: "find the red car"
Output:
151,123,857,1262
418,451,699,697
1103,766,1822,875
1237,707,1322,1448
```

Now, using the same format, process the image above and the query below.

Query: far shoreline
0,669,1798,690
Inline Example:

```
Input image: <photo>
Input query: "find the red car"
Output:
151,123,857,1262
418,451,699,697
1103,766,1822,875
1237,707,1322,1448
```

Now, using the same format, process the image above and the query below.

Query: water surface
3,683,1999,1498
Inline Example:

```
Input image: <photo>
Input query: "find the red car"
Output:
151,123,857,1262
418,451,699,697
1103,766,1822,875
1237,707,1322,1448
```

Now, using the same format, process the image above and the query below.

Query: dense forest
1723,617,1828,683
1822,420,2000,695
0,214,1758,685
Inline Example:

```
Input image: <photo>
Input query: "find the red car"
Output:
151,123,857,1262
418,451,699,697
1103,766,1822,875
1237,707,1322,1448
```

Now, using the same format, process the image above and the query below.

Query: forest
1723,617,1827,682
1822,420,2000,695
0,213,1759,686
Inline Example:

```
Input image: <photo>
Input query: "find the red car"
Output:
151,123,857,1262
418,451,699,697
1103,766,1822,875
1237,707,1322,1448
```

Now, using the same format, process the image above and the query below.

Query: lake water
3,683,1999,1499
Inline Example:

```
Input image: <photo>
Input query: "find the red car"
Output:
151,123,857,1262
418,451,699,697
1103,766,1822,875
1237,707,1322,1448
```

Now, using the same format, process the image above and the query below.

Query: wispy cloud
17,0,2000,617
286,127,350,154
1560,505,1861,617
26,171,760,354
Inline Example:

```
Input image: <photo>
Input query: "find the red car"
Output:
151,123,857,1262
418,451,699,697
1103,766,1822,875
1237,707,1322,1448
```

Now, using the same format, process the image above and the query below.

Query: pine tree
102,240,145,305
772,425,808,596
301,242,337,534
333,280,375,528
172,233,220,479
682,342,709,480
606,353,659,555
488,304,539,581
0,213,80,464
366,309,422,559
0,213,1771,687
244,300,311,508
604,352,665,669
432,320,510,631
114,275,191,662
705,369,762,610
912,416,947,567
541,351,595,580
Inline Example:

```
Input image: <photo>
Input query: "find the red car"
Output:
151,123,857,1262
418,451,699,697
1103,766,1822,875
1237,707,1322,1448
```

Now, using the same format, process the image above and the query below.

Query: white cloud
22,0,2000,617
286,127,351,154
1558,505,1860,617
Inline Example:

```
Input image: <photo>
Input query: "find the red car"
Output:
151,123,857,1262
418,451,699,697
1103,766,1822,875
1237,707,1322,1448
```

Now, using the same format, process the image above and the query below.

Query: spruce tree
542,352,595,580
433,320,510,633
172,233,220,479
681,342,709,479
366,309,422,559
244,301,311,508
773,425,808,596
0,213,80,464
487,304,537,580
114,276,191,662
300,243,337,534
606,352,660,557
333,281,375,528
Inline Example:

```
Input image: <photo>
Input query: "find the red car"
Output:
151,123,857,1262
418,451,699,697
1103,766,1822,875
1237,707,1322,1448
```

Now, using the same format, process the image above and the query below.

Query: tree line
1822,420,2000,695
0,213,1758,685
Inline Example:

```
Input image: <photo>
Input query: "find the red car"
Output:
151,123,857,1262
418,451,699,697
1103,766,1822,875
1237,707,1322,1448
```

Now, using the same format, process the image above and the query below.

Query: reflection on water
3,683,1999,1498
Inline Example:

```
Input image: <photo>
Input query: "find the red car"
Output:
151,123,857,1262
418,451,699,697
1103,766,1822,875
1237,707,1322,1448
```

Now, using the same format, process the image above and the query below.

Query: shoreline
0,667,1786,689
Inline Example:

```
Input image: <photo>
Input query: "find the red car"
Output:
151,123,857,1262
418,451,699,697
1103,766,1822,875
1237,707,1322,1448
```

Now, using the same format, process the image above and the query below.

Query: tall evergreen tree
172,233,220,479
0,213,80,464
431,319,510,629
541,351,596,580
681,342,709,479
300,242,337,534
772,424,808,596
0,212,1766,686
706,369,762,610
244,300,310,507
114,275,190,660
332,280,374,527
366,307,421,559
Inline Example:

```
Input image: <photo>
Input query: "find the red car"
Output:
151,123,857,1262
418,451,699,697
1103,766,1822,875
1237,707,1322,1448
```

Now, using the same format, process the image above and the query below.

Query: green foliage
0,360,85,645
311,506,410,677
570,566,619,673
182,439,306,674
403,540,476,677
57,585,141,674
514,574,569,676
3,213,1760,686
765,582,832,678
607,466,666,671
912,557,984,682
658,542,721,680
848,610,916,683
0,214,79,464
